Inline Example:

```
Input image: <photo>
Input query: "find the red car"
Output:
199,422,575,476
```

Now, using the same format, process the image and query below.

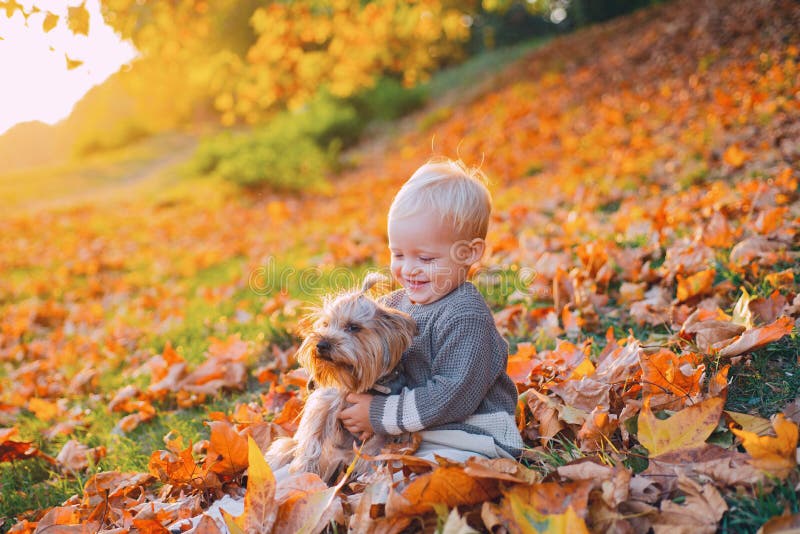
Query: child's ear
467,238,486,263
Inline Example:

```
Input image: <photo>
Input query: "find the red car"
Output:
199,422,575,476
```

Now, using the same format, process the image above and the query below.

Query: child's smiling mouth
405,279,429,290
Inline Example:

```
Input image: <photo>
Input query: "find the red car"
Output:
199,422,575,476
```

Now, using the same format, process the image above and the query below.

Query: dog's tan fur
265,274,417,483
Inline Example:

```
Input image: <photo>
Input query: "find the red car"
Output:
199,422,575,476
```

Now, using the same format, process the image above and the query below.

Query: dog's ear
379,306,418,340
361,272,389,294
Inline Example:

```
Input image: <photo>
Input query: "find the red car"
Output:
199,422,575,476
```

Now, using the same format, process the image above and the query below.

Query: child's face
388,211,481,305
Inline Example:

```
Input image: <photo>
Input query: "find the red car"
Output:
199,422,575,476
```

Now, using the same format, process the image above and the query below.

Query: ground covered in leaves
1,0,800,532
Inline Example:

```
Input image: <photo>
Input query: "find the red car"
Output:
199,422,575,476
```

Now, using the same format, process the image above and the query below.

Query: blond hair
389,159,492,239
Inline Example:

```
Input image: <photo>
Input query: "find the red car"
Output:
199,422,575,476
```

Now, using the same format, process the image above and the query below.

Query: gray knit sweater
370,281,525,457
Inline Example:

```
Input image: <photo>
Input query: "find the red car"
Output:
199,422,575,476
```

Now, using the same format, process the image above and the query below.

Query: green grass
422,37,551,100
725,331,800,417
0,132,196,212
721,478,800,534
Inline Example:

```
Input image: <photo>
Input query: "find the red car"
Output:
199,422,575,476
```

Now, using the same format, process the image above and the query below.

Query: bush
216,132,329,192
351,77,428,122
189,80,427,192
189,124,330,193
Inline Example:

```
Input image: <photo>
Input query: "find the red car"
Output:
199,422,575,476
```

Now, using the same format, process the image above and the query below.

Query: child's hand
339,393,374,441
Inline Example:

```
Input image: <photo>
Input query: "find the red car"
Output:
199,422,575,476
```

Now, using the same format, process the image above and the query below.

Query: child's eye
419,257,434,263
392,253,403,259
345,323,361,333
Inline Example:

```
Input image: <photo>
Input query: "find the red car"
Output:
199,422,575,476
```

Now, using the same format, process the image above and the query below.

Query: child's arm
339,393,374,440
369,312,504,435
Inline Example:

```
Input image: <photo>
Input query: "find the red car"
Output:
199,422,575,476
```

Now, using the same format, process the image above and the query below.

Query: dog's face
297,289,417,393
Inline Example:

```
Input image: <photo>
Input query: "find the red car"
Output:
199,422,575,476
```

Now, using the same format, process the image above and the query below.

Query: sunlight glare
0,0,137,135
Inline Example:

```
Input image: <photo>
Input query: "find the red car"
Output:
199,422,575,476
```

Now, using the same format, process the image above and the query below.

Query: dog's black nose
316,340,331,354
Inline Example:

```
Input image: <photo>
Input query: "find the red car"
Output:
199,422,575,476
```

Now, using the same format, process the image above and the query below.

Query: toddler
339,158,525,462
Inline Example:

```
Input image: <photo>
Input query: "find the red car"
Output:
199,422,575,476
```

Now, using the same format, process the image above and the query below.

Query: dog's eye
345,323,361,333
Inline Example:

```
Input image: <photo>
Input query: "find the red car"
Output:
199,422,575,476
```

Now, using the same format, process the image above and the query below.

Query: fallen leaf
651,476,727,534
731,413,798,479
242,436,278,533
749,291,788,325
0,440,55,464
508,494,589,534
718,316,794,357
676,269,715,302
463,457,540,485
638,396,724,457
386,462,500,517
206,420,249,475
56,440,106,474
724,411,772,436
645,444,763,488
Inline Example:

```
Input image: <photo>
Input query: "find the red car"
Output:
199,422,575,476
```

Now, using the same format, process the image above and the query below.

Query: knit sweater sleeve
369,311,501,434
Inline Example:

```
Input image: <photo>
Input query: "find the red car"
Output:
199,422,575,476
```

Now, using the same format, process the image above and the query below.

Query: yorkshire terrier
265,273,417,483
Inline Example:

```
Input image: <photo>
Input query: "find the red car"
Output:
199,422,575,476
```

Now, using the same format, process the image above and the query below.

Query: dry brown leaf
651,476,727,534
729,237,787,267
645,444,764,488
550,377,609,412
718,316,794,357
56,440,106,474
463,457,540,484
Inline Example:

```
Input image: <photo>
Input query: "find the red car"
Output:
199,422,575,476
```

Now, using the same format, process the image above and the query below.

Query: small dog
265,274,417,483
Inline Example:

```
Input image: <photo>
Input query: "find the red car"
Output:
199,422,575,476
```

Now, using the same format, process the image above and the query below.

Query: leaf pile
1,0,800,531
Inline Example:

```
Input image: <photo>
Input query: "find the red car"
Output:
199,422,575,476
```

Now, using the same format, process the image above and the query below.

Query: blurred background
0,0,655,200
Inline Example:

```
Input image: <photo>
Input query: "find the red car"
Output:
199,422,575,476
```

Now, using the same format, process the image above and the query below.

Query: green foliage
721,478,800,534
189,120,331,193
189,81,428,191
350,77,429,122
214,132,329,192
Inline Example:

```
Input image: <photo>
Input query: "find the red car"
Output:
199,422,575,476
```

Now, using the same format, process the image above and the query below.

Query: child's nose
401,260,420,277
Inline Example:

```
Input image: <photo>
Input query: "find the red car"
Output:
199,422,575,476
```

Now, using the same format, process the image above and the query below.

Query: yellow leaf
724,411,772,436
67,2,90,36
222,508,245,534
29,398,59,421
731,413,798,479
243,436,277,533
65,54,83,70
638,396,724,457
42,12,59,33
731,287,754,328
508,493,589,534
